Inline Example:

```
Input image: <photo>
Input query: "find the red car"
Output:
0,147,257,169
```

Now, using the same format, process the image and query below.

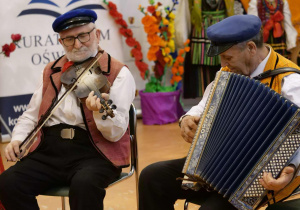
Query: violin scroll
99,99,117,120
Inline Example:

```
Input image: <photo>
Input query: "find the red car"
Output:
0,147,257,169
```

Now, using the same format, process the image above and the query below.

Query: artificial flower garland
1,34,22,57
103,0,149,80
139,0,190,91
171,39,190,85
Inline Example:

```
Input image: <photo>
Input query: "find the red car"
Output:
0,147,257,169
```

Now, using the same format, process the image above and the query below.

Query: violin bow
18,51,104,157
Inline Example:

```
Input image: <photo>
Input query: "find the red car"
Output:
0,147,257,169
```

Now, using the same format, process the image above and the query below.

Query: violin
61,50,116,119
19,50,116,156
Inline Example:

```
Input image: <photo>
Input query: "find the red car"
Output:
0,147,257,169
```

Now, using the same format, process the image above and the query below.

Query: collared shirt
11,66,136,143
186,49,300,116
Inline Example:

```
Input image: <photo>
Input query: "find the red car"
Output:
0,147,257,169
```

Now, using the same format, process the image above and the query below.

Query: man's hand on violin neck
5,140,23,162
86,91,109,111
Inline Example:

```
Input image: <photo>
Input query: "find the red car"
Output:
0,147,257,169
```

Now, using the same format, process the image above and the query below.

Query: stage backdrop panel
0,0,181,140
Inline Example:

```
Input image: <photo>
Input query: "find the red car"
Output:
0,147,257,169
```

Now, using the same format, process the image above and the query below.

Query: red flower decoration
11,34,21,42
147,6,156,14
2,44,11,57
104,0,149,80
1,33,22,57
131,48,143,60
108,1,117,10
9,43,16,52
119,28,133,38
126,37,138,47
115,18,128,27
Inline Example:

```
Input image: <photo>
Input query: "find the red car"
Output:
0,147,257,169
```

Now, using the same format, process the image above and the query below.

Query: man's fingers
88,91,95,98
101,93,109,101
193,116,201,124
5,143,18,162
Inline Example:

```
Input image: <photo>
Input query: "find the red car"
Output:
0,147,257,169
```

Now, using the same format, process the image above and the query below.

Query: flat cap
52,9,97,32
206,15,262,57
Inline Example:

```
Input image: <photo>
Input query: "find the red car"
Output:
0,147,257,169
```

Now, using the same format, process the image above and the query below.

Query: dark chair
41,104,139,210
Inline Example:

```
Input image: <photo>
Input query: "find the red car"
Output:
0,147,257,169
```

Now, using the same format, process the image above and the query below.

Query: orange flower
184,39,190,45
164,47,171,54
178,49,185,55
173,60,179,67
185,46,190,52
149,45,159,54
164,56,170,64
170,78,175,85
144,24,160,34
147,34,162,46
177,56,184,63
171,67,177,74
142,15,157,26
173,75,182,83
147,50,157,61
178,66,184,75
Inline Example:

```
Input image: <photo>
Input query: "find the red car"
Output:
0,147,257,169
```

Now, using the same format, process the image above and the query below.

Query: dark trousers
266,199,300,210
138,157,237,210
0,124,121,210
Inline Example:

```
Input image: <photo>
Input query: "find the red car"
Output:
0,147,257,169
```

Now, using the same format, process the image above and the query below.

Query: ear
58,38,63,45
246,41,257,55
95,29,101,42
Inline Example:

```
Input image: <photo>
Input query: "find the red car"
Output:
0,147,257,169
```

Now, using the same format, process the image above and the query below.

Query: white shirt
11,66,136,142
186,49,300,172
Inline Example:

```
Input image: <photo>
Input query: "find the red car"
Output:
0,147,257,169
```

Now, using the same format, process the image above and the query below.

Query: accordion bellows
182,71,300,210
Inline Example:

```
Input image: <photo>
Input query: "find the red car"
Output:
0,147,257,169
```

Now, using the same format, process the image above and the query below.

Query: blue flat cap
206,15,262,57
52,9,97,32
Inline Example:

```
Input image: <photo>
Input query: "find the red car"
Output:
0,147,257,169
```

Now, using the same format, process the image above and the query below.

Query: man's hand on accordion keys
259,166,295,192
180,115,200,143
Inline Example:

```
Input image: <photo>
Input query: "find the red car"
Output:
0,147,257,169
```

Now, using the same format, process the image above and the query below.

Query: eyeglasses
61,28,95,47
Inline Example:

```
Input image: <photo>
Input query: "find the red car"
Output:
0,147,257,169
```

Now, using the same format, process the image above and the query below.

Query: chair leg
184,201,189,210
61,196,66,210
135,169,139,208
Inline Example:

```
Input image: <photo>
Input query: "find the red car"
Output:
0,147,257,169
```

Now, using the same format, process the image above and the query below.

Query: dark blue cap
52,9,97,32
206,15,262,57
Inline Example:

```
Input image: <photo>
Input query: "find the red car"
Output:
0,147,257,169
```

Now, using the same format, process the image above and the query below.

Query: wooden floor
0,119,200,210
1,119,299,210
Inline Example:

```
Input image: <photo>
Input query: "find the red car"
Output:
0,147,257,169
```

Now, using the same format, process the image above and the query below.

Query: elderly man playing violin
0,9,135,210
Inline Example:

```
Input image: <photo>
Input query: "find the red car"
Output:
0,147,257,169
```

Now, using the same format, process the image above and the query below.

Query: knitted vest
28,51,130,167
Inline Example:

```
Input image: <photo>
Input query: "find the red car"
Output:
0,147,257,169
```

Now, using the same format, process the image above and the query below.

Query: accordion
182,71,300,210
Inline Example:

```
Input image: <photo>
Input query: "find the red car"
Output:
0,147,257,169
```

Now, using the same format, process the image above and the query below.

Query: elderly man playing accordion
139,15,300,210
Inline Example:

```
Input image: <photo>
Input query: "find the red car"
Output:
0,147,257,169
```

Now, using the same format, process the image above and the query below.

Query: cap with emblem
206,15,262,57
52,9,97,33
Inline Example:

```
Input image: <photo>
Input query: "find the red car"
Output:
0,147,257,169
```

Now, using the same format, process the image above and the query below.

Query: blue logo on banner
0,94,32,135
18,0,106,18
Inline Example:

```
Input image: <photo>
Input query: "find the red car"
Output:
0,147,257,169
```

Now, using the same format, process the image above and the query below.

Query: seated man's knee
70,173,105,198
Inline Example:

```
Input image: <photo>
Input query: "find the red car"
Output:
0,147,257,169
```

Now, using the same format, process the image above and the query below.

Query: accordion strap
253,67,300,80
258,165,300,208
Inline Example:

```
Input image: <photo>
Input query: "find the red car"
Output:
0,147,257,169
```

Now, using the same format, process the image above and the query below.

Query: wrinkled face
59,23,100,62
219,44,252,76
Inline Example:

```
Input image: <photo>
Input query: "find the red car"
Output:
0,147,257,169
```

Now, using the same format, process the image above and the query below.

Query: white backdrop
0,0,190,139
